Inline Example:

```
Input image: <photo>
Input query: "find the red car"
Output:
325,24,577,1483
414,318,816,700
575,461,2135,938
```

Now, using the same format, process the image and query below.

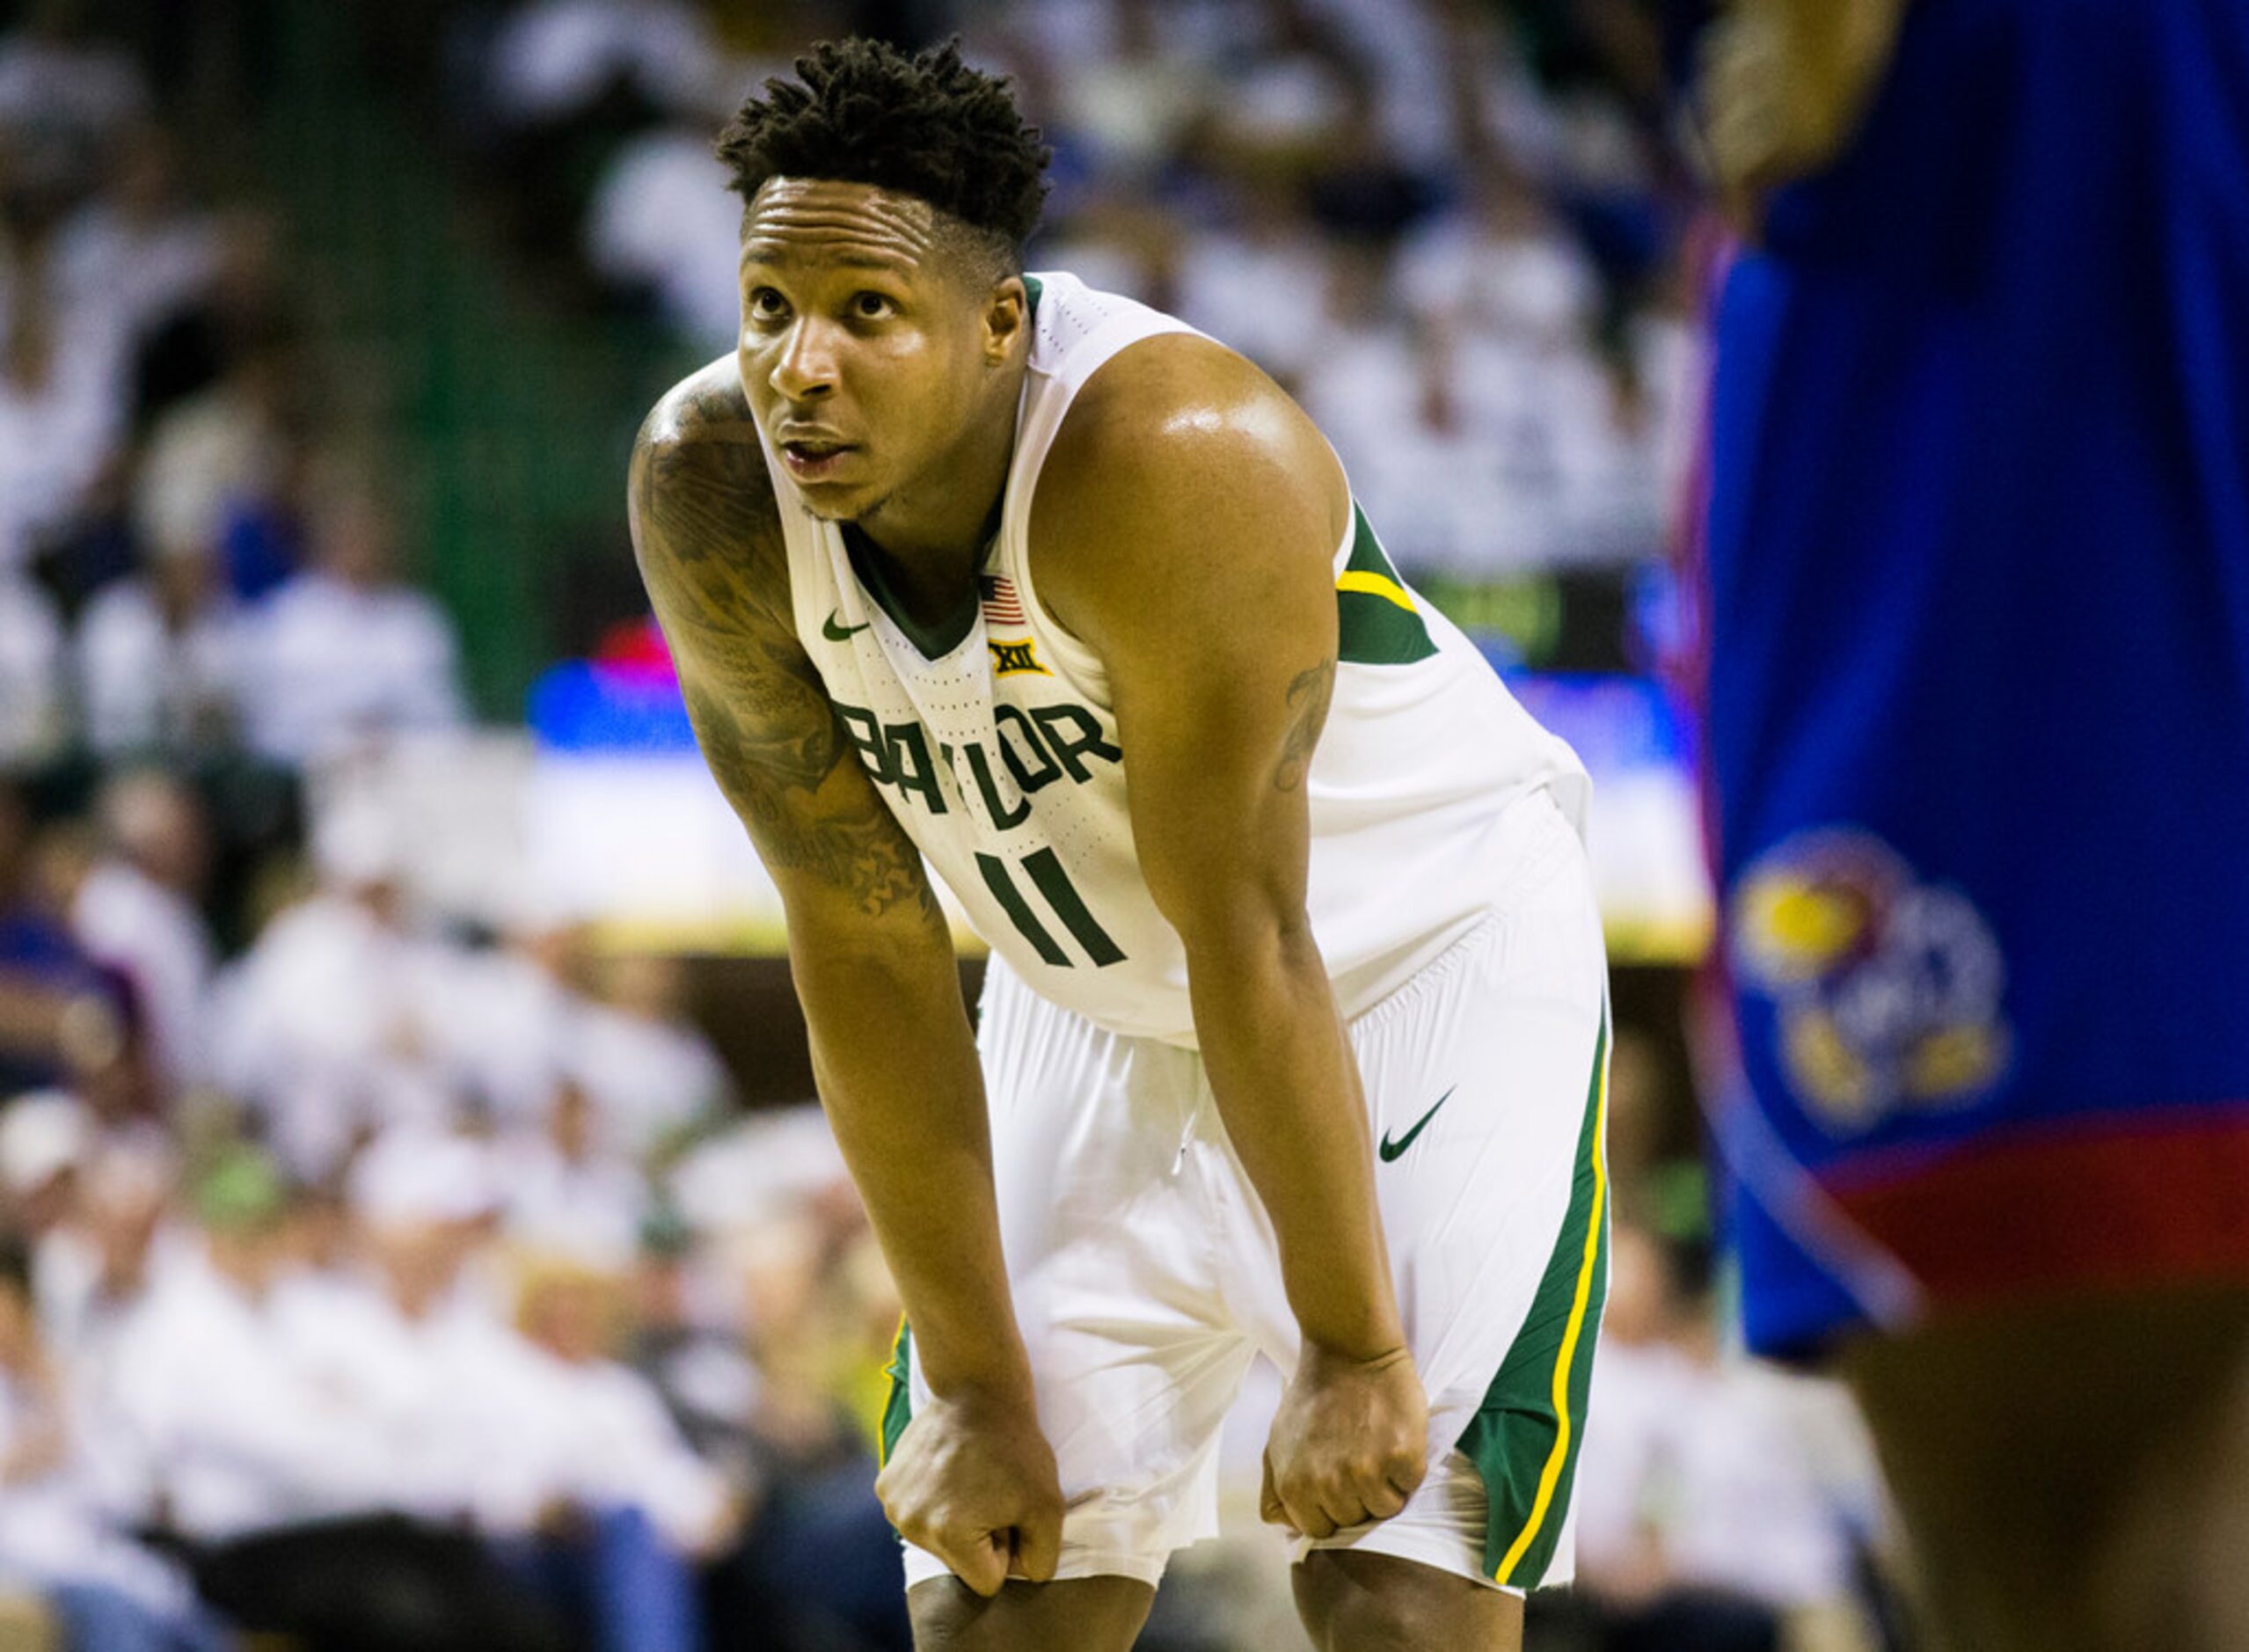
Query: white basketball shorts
886,787,1612,1595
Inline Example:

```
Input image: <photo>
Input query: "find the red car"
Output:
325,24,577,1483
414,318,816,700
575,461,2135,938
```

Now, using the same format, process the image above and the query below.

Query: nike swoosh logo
823,611,871,641
1378,1088,1454,1163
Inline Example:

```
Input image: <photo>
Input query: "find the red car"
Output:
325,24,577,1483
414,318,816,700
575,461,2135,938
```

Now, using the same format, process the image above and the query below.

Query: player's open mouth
780,439,855,481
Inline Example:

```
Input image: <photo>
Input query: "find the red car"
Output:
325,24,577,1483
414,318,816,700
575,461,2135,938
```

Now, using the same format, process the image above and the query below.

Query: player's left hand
1260,1341,1428,1539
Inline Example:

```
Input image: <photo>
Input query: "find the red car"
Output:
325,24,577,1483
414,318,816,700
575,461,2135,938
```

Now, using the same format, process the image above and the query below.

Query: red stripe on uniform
1822,1106,2249,1307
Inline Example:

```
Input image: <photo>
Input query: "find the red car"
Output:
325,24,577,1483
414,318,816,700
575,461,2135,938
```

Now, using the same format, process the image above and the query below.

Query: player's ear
982,275,1027,367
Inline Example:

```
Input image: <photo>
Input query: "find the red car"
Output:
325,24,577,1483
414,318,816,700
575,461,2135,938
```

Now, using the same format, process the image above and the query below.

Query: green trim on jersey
843,525,981,660
1338,507,1439,665
880,1319,914,1466
1456,1003,1610,1588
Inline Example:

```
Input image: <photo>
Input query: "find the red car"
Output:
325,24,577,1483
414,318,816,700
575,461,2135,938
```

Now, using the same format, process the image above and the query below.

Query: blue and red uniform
1699,0,2249,1358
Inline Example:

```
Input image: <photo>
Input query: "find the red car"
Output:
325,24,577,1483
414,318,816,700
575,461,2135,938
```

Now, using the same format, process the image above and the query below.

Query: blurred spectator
663,1107,911,1651
484,0,729,133
1167,182,1333,389
1182,0,1367,179
624,1216,763,1493
238,474,468,766
1573,1222,1882,1652
1396,162,1600,344
129,208,299,448
669,1102,850,1240
1303,0,1461,178
74,525,247,757
0,576,62,763
515,1252,741,1554
106,1144,573,1652
0,783,135,1100
0,1233,222,1652
472,0,747,296
31,1132,179,1378
0,1091,90,1246
1298,223,1671,573
64,771,217,1095
281,1128,724,1652
585,118,750,347
0,4,150,206
129,228,310,607
1026,0,1219,188
1297,267,1546,574
49,126,219,362
99,1145,395,1543
500,1078,650,1268
566,950,728,1162
0,182,130,584
278,1128,550,1536
1298,86,1445,245
1023,203,1167,315
209,803,458,1179
420,894,584,1136
726,1200,912,1652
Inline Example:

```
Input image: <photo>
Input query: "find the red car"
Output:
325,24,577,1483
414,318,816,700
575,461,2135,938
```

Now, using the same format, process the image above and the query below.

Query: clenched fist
1260,1341,1429,1539
876,1387,1066,1597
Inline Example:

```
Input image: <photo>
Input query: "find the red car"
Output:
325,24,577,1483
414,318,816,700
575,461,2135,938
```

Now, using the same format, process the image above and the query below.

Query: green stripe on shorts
880,1318,914,1466
1455,1003,1611,1588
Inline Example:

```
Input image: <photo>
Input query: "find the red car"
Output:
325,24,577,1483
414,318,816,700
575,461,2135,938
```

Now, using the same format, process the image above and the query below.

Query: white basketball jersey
765,271,1588,1045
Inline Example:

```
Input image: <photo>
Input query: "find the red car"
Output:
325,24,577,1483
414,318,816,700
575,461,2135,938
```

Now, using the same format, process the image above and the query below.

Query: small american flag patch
979,574,1026,627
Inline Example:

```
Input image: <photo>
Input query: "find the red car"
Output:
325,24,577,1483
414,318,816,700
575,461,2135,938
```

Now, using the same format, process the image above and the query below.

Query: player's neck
849,379,1020,607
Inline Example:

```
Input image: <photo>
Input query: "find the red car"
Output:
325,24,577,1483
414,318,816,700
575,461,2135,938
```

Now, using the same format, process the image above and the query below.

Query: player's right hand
1260,1340,1428,1539
875,1386,1065,1597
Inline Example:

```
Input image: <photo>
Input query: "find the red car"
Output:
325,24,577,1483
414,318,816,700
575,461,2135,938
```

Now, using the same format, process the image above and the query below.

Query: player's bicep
1044,363,1346,938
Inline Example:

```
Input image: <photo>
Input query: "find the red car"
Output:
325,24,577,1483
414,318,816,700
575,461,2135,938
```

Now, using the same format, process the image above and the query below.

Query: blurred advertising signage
1499,669,1712,965
524,644,980,953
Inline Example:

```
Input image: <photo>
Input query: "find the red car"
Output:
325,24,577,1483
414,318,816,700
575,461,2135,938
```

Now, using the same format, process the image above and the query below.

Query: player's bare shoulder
1045,333,1342,514
1031,332,1349,647
628,357,787,618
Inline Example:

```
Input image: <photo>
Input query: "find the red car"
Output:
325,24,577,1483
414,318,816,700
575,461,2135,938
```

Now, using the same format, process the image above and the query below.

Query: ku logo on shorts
1731,830,2013,1135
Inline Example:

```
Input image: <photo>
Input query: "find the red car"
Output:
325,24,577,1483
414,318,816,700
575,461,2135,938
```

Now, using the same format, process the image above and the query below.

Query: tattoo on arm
677,678,939,921
1275,659,1336,793
629,380,944,925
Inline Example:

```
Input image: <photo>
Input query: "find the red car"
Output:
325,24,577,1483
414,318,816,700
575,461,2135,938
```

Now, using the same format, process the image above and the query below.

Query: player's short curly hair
715,38,1050,263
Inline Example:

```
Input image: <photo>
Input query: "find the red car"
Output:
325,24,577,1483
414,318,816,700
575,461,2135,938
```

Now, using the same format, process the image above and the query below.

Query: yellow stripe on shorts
1493,1024,1611,1585
1453,1003,1612,1589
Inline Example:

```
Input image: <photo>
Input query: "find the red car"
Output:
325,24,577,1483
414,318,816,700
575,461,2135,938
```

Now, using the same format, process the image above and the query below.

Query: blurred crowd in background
0,0,1910,1648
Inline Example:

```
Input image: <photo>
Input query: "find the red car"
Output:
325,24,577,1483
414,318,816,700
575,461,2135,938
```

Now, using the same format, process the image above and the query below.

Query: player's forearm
792,939,1035,1401
1185,917,1404,1360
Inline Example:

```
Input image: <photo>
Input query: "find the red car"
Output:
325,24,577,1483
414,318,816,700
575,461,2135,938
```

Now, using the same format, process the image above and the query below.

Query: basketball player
627,40,1608,1652
1698,3,2249,1648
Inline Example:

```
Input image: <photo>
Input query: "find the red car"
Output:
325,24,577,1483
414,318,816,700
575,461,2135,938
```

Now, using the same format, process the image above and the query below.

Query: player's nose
770,317,839,402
